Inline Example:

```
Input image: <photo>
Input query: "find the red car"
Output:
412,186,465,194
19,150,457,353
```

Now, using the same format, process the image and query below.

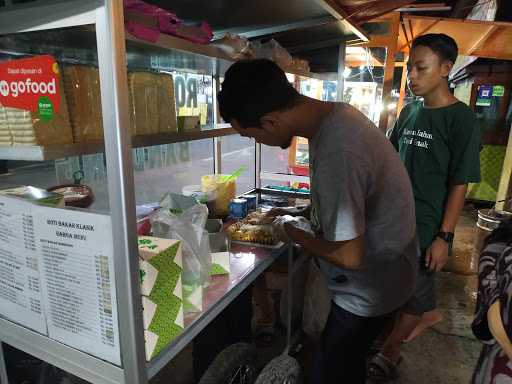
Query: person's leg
379,312,421,362
374,269,436,363
310,303,393,384
404,308,443,342
253,274,275,325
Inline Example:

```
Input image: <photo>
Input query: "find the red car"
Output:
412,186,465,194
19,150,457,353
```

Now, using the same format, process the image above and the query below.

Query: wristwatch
437,231,454,244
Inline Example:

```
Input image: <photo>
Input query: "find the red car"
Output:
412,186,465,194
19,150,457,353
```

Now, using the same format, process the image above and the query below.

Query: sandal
367,353,402,382
254,324,276,347
368,338,385,357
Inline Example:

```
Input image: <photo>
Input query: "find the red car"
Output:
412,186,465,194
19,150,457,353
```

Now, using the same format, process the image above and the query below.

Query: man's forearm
440,184,468,232
285,224,364,270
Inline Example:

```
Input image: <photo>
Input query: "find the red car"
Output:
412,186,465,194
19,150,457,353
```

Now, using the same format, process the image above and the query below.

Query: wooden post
397,56,408,115
337,41,346,102
378,12,400,132
496,122,512,211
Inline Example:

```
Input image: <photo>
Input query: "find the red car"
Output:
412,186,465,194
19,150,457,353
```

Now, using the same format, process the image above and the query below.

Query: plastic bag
62,65,103,143
302,258,332,338
124,0,213,44
0,57,73,146
211,33,254,60
150,196,212,289
272,215,314,244
251,39,293,69
128,71,177,135
201,174,236,218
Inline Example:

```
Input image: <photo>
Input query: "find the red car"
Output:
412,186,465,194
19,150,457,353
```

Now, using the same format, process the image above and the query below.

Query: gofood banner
0,55,62,121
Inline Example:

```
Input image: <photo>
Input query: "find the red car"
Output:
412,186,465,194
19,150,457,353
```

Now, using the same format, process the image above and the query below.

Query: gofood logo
0,78,56,98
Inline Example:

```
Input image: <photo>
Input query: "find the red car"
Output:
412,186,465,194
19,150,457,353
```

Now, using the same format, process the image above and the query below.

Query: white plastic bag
150,199,212,290
302,258,332,338
251,39,293,68
211,33,254,60
272,215,314,244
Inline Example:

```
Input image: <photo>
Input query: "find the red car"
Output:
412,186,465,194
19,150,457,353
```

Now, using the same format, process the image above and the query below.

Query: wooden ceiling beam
398,19,440,51
466,25,500,55
314,0,370,41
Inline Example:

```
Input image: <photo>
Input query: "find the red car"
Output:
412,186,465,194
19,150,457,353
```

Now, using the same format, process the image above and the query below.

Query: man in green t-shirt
368,33,481,381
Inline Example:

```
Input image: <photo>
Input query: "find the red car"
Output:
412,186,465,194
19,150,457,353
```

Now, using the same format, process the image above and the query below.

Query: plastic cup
201,174,236,218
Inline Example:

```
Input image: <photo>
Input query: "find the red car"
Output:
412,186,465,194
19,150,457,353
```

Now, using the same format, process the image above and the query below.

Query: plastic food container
201,175,236,218
47,184,94,208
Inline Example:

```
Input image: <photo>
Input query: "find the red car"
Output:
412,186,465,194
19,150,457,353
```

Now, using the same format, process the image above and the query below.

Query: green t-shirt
388,101,481,250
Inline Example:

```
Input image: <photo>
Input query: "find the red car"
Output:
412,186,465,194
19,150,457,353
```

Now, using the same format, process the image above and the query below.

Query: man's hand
262,206,310,223
261,208,292,224
272,215,314,243
425,238,449,272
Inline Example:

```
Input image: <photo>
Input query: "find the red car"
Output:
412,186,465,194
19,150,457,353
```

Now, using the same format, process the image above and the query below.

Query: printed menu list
36,208,121,365
0,196,121,365
0,197,46,334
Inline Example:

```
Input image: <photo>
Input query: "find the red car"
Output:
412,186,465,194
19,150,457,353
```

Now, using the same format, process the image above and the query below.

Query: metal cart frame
0,1,349,383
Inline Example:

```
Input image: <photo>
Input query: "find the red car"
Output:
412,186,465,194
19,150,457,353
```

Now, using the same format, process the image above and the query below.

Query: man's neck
422,84,458,108
292,97,334,139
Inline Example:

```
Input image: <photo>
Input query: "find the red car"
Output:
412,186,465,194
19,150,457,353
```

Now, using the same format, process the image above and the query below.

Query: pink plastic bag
124,0,213,44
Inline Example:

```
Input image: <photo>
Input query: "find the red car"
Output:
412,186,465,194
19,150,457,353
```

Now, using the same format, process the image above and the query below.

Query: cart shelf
0,125,235,161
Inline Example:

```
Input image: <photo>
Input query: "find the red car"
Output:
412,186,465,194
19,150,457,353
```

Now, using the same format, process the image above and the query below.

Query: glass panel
172,72,214,128
343,81,381,124
261,145,289,174
133,139,214,204
0,26,124,366
220,135,255,194
0,26,112,212
3,343,91,383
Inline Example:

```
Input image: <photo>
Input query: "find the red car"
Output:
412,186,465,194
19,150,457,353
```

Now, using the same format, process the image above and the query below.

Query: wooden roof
398,15,512,61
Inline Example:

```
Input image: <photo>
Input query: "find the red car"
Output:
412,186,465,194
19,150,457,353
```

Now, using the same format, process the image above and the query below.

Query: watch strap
437,231,454,243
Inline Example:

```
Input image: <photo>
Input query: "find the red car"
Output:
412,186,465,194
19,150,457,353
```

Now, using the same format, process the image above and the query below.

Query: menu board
0,197,46,334
0,196,121,365
36,208,121,365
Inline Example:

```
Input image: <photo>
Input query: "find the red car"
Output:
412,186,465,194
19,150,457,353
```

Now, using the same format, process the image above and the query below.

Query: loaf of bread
0,74,73,147
0,105,12,145
62,66,177,142
63,65,104,143
128,71,177,135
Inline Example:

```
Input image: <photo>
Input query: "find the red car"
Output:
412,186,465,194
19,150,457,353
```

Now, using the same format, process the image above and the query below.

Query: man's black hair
218,59,299,128
411,33,458,64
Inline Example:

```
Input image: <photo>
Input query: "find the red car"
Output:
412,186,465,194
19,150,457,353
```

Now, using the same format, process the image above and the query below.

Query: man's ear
441,60,454,78
230,119,242,132
260,113,279,133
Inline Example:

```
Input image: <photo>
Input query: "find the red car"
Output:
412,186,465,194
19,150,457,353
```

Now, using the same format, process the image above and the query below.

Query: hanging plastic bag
302,258,332,338
150,196,212,313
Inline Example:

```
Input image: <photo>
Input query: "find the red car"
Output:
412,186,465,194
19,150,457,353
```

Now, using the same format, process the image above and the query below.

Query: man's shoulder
401,100,422,116
450,101,477,121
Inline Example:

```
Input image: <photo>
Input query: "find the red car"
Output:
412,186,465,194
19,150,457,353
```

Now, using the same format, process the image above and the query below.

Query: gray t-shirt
309,103,419,317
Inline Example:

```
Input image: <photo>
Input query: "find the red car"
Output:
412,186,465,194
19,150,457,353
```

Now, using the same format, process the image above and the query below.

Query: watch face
438,232,454,242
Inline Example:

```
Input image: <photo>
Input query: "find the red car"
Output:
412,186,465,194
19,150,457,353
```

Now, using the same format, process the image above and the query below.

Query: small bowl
47,184,94,208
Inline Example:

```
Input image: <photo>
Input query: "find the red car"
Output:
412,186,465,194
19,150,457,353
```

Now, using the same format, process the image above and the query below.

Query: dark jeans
310,302,394,384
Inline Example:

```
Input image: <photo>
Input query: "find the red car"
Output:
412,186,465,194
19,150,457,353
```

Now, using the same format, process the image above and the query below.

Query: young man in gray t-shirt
218,59,419,383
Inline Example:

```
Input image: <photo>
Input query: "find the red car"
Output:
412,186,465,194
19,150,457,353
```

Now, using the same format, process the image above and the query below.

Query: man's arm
285,224,364,270
426,183,467,272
